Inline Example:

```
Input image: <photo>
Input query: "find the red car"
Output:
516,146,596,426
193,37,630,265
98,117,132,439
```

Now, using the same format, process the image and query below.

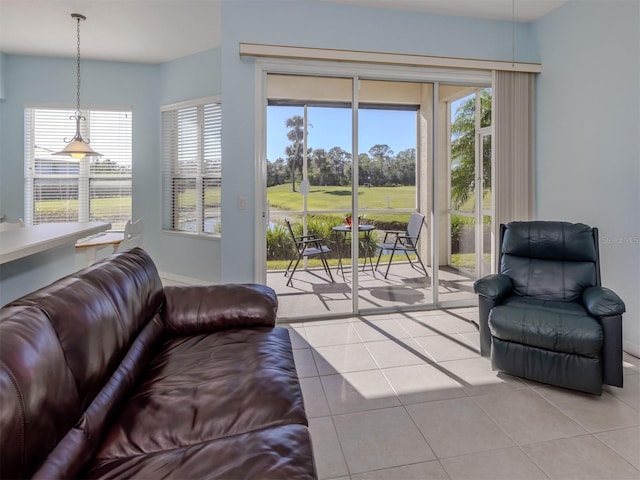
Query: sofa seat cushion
93,327,307,461
489,303,603,356
84,424,315,480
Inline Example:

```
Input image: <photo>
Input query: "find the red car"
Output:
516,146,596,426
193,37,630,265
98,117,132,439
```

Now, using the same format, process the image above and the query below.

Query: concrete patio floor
267,261,477,320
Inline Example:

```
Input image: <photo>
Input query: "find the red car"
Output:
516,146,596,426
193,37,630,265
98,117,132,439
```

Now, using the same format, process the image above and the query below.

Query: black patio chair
284,219,334,287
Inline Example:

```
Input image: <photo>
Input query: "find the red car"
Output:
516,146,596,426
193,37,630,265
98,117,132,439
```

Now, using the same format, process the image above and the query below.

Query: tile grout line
354,314,462,479
293,312,639,479
305,320,354,480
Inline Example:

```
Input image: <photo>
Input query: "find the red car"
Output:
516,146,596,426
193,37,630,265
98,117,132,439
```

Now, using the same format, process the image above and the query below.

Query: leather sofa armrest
162,284,278,335
473,274,513,301
582,286,626,317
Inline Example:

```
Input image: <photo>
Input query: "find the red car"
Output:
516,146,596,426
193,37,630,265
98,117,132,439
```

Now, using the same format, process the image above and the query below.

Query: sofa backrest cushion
1,248,165,478
33,315,166,480
0,306,81,480
500,221,598,301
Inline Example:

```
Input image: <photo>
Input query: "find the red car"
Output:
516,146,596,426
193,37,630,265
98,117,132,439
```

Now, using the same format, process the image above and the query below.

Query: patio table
332,224,376,276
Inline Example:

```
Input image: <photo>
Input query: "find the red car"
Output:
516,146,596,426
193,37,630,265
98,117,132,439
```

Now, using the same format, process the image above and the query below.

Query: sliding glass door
445,88,493,287
256,61,495,320
266,74,355,317
264,74,433,319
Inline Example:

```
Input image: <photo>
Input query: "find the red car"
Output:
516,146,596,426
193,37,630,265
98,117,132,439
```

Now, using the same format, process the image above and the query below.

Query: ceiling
319,0,568,22
0,0,221,64
0,0,567,64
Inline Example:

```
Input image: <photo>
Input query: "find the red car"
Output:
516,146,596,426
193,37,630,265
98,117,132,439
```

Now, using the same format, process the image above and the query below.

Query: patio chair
116,218,144,252
375,212,428,279
284,219,334,287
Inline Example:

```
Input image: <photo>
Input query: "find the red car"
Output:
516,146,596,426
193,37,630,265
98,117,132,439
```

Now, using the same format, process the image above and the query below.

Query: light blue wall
0,53,4,217
156,47,222,282
160,47,221,106
0,49,222,283
534,0,640,350
0,55,160,230
219,0,536,282
0,52,5,100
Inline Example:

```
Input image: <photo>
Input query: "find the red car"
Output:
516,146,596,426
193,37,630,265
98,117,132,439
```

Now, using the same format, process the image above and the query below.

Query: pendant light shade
54,13,101,159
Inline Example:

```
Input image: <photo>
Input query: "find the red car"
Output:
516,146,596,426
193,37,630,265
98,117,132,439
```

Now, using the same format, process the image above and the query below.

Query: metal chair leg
413,250,429,277
383,250,395,279
287,254,303,287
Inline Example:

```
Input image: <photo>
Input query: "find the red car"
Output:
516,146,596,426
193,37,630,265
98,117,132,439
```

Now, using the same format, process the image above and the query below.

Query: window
24,107,133,230
162,97,221,235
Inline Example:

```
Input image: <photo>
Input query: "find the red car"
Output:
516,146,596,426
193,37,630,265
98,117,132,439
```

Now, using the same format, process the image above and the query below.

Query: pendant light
54,13,101,159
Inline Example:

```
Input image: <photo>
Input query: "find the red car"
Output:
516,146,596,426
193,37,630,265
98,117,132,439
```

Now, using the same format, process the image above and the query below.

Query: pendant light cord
75,14,82,118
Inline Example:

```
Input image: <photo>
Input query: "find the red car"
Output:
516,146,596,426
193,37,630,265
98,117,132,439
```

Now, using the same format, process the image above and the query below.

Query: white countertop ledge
0,222,110,265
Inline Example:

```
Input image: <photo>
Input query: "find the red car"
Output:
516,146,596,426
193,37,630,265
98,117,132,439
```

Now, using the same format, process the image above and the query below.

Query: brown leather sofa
0,248,316,479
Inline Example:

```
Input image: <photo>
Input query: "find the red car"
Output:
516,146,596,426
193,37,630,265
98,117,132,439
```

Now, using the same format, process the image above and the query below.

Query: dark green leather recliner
473,221,625,394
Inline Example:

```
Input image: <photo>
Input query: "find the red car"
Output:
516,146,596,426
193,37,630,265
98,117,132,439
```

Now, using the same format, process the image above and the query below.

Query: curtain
492,70,536,270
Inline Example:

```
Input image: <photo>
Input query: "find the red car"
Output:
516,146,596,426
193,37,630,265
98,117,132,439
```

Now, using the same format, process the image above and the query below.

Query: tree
327,147,351,186
394,148,416,185
450,90,492,209
368,144,394,186
285,116,304,192
311,148,337,186
357,153,372,186
267,157,288,187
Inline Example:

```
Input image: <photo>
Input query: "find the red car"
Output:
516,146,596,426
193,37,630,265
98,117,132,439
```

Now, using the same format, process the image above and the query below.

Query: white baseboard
623,340,640,359
158,271,211,286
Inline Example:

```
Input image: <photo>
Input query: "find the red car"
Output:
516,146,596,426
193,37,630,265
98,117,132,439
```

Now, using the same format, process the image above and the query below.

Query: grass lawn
267,184,416,211
36,197,131,219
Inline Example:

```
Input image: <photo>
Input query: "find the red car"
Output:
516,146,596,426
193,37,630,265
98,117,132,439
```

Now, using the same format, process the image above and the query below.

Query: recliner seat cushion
489,304,603,356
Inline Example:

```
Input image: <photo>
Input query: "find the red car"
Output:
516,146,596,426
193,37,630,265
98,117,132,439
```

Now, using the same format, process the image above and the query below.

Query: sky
266,105,419,162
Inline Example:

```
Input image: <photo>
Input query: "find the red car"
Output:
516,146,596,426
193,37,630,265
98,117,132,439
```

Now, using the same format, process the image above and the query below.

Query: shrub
266,223,293,261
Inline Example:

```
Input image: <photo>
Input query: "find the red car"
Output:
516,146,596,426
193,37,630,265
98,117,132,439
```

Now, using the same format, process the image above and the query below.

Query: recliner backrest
500,221,600,301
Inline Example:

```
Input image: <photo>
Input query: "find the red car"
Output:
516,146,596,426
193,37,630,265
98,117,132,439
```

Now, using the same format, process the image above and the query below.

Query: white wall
534,0,640,352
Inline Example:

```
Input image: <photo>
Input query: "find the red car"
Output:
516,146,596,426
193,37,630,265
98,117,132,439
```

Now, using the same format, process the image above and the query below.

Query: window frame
24,104,133,229
161,95,222,238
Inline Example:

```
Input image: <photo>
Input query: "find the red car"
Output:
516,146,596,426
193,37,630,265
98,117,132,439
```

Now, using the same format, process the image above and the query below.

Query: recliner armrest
582,286,625,317
473,274,513,301
162,284,278,335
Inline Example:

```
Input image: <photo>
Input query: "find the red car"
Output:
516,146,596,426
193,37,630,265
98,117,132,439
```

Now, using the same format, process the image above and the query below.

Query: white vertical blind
162,98,222,235
493,70,535,268
24,107,132,229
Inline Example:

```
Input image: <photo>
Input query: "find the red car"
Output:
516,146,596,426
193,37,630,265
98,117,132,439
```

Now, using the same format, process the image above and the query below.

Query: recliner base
491,337,603,395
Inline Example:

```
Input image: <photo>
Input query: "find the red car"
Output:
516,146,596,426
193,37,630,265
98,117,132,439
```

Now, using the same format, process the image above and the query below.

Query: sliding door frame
253,58,491,317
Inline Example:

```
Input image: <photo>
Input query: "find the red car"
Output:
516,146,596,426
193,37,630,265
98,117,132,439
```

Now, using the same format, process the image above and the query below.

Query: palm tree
285,116,304,192
450,90,491,209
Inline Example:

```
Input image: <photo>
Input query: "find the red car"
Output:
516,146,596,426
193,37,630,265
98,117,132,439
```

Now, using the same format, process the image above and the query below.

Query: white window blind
162,98,222,235
24,107,133,230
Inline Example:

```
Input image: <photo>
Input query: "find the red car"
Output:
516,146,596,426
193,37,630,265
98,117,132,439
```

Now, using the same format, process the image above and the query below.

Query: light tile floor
281,308,640,480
